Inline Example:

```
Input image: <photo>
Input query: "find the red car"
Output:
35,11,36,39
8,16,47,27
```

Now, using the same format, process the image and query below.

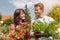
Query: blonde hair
34,3,44,12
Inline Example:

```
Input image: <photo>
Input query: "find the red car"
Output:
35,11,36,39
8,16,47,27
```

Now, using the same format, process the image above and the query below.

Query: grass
54,39,60,40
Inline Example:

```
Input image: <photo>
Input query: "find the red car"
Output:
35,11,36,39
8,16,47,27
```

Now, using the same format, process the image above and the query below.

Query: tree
25,4,31,22
3,17,14,25
0,13,2,21
47,4,60,23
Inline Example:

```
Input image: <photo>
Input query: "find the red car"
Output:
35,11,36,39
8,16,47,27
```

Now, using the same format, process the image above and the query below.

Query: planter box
35,37,54,40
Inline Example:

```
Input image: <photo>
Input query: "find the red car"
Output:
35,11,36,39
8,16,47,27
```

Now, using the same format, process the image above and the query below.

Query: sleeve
47,16,54,23
49,17,54,21
30,20,35,35
30,30,34,35
10,24,15,30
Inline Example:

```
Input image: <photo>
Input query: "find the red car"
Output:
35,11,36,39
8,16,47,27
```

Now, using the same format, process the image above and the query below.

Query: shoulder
45,16,54,21
31,19,39,24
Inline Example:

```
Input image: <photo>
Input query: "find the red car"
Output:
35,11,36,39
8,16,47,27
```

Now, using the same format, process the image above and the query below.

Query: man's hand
34,32,41,38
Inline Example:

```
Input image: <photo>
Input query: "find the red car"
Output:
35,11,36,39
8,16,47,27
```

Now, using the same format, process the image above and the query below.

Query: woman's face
19,10,25,20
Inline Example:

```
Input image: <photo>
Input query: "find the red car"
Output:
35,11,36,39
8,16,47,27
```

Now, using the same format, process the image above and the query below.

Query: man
32,2,54,23
30,2,54,40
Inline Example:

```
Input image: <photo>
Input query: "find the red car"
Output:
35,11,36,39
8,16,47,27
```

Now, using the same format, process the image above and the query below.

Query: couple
10,2,54,40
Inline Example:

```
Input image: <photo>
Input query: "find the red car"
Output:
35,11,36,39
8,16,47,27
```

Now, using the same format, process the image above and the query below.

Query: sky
0,0,60,19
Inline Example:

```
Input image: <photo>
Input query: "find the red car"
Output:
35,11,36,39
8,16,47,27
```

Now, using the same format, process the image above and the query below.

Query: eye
35,9,38,11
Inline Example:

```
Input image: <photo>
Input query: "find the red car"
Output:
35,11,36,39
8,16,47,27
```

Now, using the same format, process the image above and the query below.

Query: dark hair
34,2,44,12
14,9,25,26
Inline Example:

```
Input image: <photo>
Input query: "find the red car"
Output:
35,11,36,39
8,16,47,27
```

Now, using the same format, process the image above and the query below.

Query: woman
14,9,25,26
9,9,30,40
9,9,25,34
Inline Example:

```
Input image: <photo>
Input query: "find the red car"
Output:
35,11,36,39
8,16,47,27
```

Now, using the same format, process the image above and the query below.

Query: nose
35,11,38,14
35,11,37,13
21,14,25,16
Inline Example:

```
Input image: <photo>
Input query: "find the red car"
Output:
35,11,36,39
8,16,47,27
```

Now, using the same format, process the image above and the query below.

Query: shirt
30,16,54,35
31,16,54,24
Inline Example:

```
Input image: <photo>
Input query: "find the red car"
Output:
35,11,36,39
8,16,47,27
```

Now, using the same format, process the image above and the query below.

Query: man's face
34,6,43,17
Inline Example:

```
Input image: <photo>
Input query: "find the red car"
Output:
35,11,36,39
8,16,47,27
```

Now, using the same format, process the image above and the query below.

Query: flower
26,28,29,32
23,30,27,34
0,21,3,24
16,27,22,31
9,33,15,38
21,22,27,26
19,30,24,35
15,35,23,40
9,22,30,39
21,22,30,27
20,35,23,39
15,35,20,39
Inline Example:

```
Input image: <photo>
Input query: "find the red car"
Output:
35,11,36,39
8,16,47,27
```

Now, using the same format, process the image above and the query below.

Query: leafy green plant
31,20,58,37
31,20,48,32
44,21,58,37
1,24,9,34
0,36,16,40
0,13,2,21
